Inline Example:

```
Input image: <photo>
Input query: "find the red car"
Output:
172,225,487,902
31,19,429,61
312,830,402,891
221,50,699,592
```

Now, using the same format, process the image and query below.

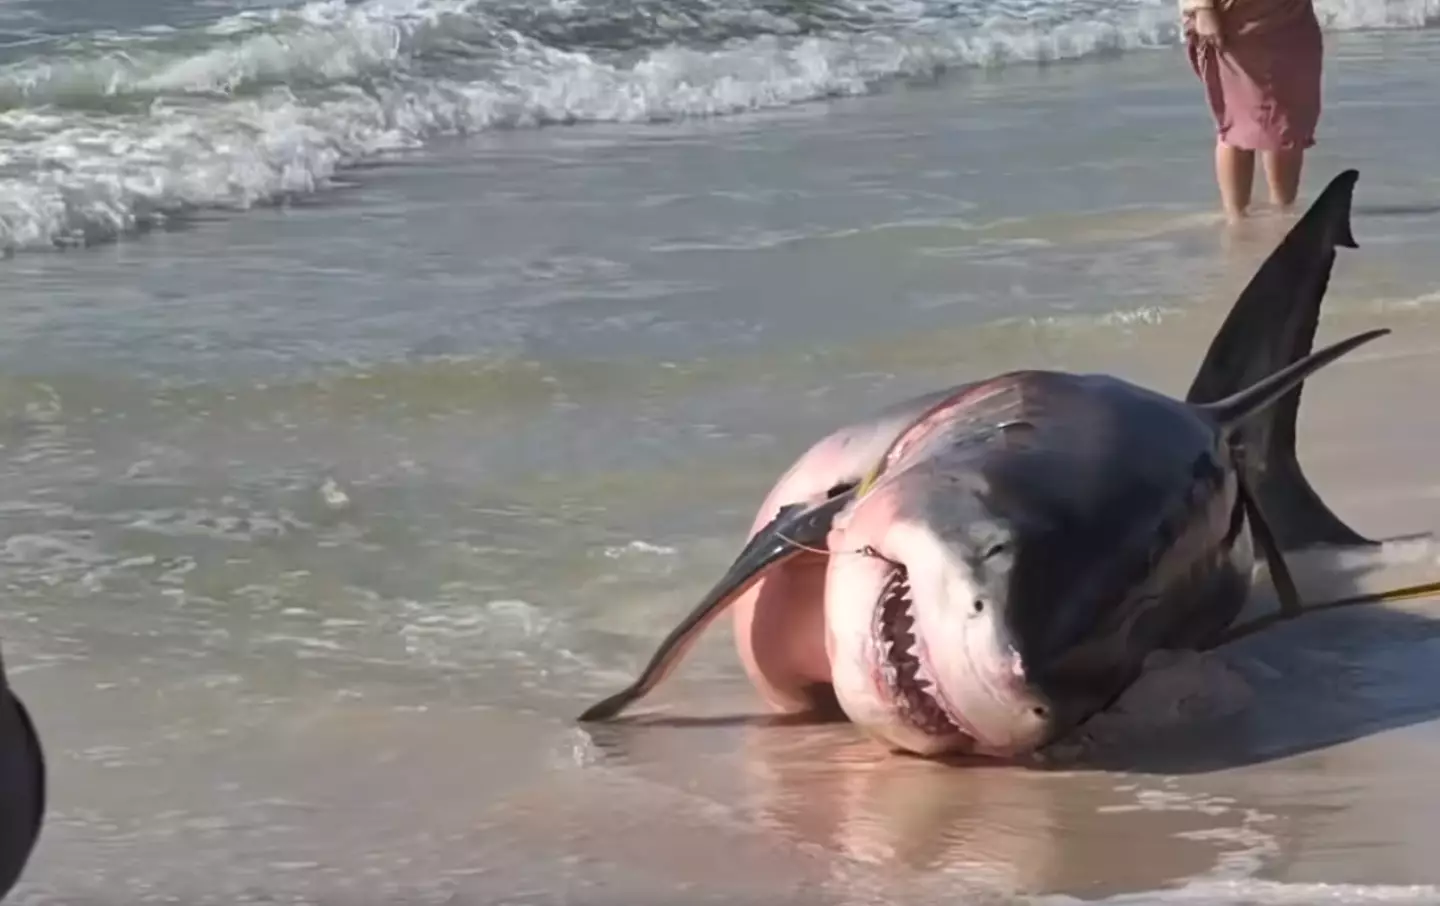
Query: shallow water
3,0,1440,902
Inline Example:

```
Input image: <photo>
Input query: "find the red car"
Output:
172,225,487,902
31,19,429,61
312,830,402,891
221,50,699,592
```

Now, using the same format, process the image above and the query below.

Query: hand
1191,8,1225,48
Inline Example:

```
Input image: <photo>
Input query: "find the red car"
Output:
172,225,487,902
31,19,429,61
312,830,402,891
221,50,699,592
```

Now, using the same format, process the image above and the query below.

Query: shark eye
982,543,1008,561
972,599,985,615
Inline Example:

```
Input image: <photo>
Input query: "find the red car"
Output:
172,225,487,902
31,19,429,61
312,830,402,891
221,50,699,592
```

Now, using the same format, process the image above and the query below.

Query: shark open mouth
873,565,966,739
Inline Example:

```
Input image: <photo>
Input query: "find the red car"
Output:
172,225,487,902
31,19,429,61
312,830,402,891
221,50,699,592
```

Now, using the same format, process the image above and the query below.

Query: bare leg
1262,147,1305,209
1215,140,1255,222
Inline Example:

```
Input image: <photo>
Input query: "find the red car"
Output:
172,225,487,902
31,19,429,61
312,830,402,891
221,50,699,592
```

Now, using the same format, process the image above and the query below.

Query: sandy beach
1,1,1440,903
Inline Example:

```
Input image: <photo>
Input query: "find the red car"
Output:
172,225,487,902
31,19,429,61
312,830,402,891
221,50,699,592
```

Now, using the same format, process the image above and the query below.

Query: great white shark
578,169,1392,759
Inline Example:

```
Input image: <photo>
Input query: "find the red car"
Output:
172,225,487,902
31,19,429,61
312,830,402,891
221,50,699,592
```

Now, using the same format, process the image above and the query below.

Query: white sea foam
0,0,1434,251
601,539,678,558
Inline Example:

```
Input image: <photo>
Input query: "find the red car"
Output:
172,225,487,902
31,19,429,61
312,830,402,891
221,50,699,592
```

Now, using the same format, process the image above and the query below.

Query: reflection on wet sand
734,726,1263,899
579,712,1274,901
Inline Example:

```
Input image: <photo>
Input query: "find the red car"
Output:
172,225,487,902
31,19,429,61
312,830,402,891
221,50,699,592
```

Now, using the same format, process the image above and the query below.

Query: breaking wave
0,0,1435,251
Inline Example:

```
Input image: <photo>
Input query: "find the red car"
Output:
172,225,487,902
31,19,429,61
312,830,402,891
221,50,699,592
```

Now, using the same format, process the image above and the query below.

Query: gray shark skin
579,170,1384,761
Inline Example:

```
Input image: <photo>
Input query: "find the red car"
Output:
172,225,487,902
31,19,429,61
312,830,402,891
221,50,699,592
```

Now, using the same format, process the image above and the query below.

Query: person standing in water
1182,0,1325,222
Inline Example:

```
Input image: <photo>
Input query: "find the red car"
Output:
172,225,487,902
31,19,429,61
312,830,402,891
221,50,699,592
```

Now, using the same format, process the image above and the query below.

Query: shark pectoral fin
1197,329,1389,433
576,487,856,723
1202,481,1306,649
1237,478,1303,618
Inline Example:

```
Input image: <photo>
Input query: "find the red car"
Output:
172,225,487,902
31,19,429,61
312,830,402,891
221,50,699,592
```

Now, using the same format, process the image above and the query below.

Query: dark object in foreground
0,646,44,902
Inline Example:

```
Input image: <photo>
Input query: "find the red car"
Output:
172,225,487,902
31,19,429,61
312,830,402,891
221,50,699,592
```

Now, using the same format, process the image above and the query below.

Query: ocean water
3,0,1440,903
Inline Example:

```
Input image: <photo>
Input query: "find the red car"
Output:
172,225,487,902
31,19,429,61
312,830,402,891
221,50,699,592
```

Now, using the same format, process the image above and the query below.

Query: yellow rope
1217,577,1440,646
1341,579,1440,607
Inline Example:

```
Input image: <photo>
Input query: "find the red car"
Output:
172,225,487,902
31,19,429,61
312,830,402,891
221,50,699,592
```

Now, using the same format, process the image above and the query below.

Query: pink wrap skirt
1185,2,1324,152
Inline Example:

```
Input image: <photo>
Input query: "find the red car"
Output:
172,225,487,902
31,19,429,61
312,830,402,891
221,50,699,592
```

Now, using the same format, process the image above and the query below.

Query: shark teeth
913,656,940,692
875,566,961,737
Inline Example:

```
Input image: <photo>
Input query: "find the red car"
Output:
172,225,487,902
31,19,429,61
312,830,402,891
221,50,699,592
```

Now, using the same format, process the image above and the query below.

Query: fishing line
773,532,899,566
1218,577,1440,646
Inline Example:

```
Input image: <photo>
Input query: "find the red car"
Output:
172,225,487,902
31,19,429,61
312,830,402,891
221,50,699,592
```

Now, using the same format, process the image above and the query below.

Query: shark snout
940,631,1057,756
